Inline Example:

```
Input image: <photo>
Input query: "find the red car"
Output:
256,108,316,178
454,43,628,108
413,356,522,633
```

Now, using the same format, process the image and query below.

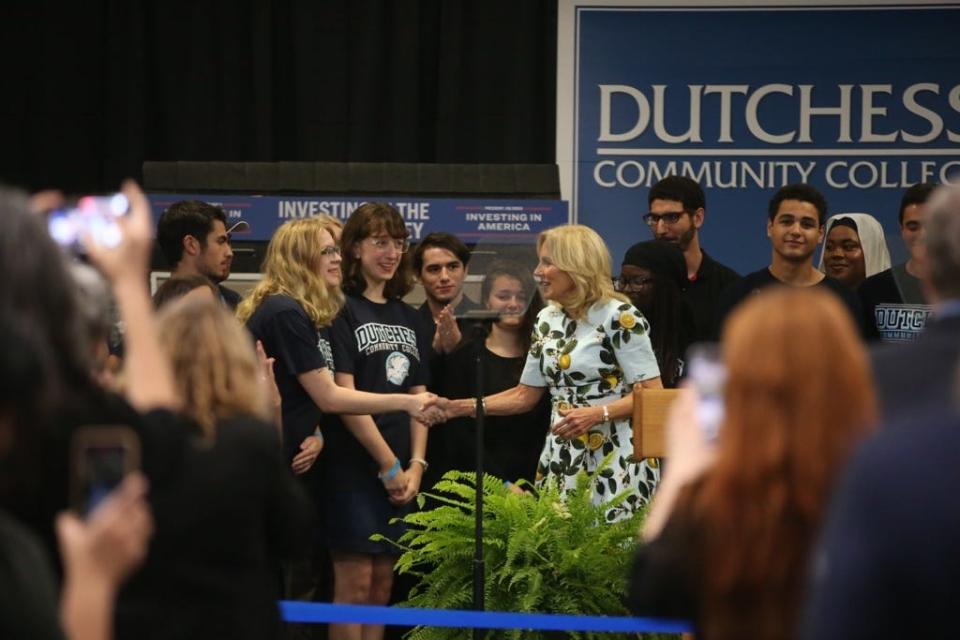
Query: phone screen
82,446,129,513
686,344,726,443
70,426,140,515
48,193,129,252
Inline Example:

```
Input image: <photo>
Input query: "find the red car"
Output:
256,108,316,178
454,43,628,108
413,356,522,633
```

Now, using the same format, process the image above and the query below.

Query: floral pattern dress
520,298,661,522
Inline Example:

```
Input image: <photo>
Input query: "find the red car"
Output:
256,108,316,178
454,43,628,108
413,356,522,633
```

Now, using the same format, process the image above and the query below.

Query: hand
291,434,323,474
408,391,440,425
432,306,462,354
56,473,153,590
663,387,716,484
256,340,282,414
414,395,450,427
381,465,409,501
391,463,423,505
82,180,154,283
551,405,603,439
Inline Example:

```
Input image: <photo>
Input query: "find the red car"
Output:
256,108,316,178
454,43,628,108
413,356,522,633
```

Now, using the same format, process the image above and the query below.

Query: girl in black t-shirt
324,204,431,640
237,218,434,469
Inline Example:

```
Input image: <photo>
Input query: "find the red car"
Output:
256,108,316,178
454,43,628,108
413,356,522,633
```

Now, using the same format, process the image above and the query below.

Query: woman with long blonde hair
630,287,877,640
117,294,313,640
442,224,663,521
238,217,434,471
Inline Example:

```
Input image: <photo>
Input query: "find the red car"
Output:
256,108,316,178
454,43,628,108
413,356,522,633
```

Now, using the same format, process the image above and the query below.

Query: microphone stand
458,309,500,640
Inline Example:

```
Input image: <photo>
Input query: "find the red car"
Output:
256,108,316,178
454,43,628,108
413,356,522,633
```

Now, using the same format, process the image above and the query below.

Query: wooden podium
631,384,681,459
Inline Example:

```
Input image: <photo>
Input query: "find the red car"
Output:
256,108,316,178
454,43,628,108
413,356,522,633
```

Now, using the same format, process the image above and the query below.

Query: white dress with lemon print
520,298,661,522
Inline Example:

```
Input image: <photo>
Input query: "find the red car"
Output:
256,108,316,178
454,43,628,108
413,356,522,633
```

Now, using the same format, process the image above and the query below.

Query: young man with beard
156,200,246,309
715,184,862,335
637,176,739,343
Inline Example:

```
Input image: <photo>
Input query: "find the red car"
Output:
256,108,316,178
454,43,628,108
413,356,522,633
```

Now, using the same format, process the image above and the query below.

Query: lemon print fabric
520,298,662,523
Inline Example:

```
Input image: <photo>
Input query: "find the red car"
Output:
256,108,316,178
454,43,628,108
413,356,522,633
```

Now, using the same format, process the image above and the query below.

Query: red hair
690,287,876,640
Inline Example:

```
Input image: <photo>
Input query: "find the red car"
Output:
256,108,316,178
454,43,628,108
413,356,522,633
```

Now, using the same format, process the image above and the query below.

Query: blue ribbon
279,602,694,634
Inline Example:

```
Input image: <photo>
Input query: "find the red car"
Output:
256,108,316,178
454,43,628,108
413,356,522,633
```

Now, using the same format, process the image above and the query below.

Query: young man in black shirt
413,232,480,354
628,176,740,343
715,184,862,334
858,183,935,342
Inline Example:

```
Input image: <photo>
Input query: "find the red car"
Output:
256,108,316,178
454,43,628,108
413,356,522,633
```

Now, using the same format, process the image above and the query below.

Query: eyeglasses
642,211,686,226
367,236,410,253
614,276,655,291
319,246,341,257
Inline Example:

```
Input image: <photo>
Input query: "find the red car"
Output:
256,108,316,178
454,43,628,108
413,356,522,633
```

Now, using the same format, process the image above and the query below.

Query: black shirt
681,250,740,344
715,268,863,338
218,284,242,310
417,295,482,401
424,339,551,487
0,511,63,640
245,294,331,462
858,264,932,343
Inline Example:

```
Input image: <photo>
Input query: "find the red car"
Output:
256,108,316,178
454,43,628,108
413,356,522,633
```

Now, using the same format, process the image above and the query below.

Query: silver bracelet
602,405,610,423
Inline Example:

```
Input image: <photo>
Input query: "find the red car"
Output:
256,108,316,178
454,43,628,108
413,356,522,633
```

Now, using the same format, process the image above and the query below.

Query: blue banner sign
559,2,960,274
147,194,569,243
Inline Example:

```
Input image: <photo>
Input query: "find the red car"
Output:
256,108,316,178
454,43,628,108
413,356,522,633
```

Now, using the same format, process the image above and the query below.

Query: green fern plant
374,461,674,640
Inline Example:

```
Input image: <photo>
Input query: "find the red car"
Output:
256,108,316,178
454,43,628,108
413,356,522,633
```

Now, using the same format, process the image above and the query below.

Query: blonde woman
237,217,434,470
115,295,313,640
443,224,663,521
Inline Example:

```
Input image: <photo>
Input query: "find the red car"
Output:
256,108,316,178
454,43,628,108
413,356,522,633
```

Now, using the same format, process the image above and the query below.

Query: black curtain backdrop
0,1,557,193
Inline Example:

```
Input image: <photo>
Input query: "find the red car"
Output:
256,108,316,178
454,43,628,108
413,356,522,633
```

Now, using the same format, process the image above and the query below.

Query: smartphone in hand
48,193,130,253
686,344,726,444
69,426,141,515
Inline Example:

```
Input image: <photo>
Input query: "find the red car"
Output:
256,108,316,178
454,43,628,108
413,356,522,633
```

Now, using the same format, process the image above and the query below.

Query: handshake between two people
409,394,475,427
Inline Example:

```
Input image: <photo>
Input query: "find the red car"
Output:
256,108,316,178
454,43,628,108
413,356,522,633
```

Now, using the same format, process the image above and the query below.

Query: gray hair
925,184,960,299
67,261,115,344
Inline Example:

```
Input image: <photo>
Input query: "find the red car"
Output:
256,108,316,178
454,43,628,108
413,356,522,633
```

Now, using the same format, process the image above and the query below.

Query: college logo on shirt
875,304,933,343
354,322,420,358
385,351,411,385
317,336,335,373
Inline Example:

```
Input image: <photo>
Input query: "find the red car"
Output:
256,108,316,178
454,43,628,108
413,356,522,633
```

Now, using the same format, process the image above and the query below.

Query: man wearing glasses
632,176,739,343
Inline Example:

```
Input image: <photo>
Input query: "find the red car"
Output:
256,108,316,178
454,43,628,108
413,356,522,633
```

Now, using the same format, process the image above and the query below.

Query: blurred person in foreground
0,181,179,558
629,287,876,640
0,316,151,640
0,182,174,638
114,295,313,639
440,224,663,521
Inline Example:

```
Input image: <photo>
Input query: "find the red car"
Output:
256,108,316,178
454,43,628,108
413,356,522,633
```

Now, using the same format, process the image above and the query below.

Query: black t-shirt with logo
858,264,933,343
322,294,432,553
245,294,332,462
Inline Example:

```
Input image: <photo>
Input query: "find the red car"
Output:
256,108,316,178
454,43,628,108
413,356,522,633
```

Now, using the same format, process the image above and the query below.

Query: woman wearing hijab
618,241,697,388
818,213,891,290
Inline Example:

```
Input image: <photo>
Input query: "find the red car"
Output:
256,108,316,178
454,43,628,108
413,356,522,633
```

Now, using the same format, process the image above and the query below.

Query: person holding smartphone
629,287,877,640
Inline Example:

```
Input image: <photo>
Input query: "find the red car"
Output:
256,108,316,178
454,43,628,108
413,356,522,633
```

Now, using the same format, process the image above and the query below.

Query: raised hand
432,305,462,354
82,180,154,283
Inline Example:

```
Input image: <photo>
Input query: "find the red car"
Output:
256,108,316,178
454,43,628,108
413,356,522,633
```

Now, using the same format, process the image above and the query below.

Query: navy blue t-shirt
322,294,431,553
245,294,332,462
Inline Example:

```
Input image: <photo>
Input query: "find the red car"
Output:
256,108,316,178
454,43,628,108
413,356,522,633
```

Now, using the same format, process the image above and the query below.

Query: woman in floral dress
444,224,662,521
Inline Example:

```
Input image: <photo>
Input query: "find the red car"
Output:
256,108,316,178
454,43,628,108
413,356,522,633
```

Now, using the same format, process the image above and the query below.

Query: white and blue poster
558,1,960,274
